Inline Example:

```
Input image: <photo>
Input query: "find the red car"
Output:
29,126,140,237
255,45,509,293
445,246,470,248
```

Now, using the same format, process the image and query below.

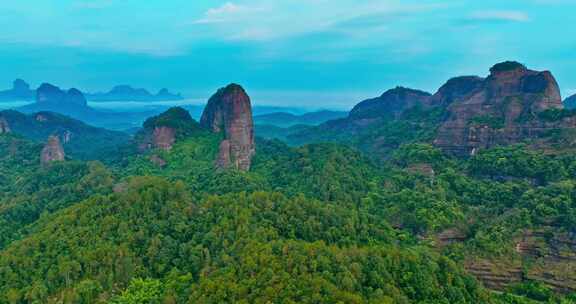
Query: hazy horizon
1,0,575,108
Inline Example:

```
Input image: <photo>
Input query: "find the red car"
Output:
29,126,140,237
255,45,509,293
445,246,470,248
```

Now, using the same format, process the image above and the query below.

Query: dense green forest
1,106,576,303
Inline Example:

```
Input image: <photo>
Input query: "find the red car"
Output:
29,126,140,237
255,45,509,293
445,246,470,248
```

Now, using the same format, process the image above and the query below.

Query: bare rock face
137,107,199,152
0,116,10,134
429,76,485,106
215,140,233,169
434,61,567,156
41,135,65,165
200,84,255,171
152,126,176,151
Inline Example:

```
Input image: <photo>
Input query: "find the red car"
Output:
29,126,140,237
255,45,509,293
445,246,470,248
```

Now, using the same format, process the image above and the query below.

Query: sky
0,0,574,109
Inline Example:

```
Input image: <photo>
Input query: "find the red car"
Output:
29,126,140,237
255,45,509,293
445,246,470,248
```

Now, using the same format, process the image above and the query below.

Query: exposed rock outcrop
0,110,129,160
41,135,65,165
429,76,485,106
200,84,255,171
463,229,576,293
152,126,176,151
137,107,199,152
0,116,10,134
434,61,569,156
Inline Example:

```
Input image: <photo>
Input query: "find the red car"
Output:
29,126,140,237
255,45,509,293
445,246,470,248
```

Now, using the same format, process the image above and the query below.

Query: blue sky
0,0,574,109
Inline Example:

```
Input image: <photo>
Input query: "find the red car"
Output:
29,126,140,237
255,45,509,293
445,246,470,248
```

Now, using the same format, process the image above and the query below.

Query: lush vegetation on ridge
2,105,576,303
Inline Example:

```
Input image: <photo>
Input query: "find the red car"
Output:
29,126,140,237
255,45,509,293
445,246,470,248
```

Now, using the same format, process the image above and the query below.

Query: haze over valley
1,1,576,303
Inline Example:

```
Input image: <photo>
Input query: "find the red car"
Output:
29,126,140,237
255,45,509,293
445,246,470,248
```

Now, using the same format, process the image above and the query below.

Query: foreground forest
2,62,576,303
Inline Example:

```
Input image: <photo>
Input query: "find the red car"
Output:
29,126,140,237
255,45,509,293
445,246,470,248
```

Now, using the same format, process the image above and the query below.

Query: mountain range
288,61,576,159
86,85,183,102
0,79,183,102
2,61,576,302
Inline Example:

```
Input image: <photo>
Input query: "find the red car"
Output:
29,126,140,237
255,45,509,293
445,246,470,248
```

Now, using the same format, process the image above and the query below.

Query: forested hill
288,61,576,160
1,78,576,303
0,110,129,160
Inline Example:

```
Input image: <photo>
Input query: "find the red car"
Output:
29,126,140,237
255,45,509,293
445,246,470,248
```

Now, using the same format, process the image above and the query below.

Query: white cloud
468,10,530,23
194,2,265,24
193,0,448,42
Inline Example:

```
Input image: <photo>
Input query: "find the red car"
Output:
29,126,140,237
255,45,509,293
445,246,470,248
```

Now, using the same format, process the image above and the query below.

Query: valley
1,61,576,303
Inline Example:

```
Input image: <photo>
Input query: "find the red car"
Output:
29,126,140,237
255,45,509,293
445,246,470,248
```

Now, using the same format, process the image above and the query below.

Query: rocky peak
138,107,198,151
13,79,31,94
0,116,10,134
349,86,432,120
429,76,485,106
489,61,528,76
565,94,576,109
110,85,150,96
434,61,566,156
41,135,65,166
200,83,255,171
37,83,65,103
65,88,88,106
36,83,87,107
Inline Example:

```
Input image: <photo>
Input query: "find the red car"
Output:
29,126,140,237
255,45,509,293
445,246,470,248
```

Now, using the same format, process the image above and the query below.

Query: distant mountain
254,110,347,127
565,94,576,109
349,87,431,120
0,110,129,160
0,79,35,101
255,124,310,141
288,86,436,150
87,85,183,101
16,83,158,130
19,83,100,119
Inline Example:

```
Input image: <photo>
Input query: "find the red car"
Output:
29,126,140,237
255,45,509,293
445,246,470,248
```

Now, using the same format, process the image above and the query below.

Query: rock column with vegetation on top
137,107,199,152
200,84,255,171
434,61,565,156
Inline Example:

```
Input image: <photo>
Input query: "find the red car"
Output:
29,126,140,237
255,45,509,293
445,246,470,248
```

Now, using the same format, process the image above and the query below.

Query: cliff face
137,107,199,152
428,76,485,106
0,116,10,134
41,135,65,165
152,127,176,151
434,61,567,156
200,84,255,171
463,229,576,294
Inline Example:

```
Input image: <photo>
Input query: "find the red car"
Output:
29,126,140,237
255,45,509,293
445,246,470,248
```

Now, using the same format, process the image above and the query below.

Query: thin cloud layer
467,10,530,23
0,0,574,107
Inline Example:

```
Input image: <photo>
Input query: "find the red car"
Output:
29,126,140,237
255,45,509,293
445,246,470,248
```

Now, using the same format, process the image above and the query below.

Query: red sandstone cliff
41,135,65,165
200,84,255,171
433,61,569,156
